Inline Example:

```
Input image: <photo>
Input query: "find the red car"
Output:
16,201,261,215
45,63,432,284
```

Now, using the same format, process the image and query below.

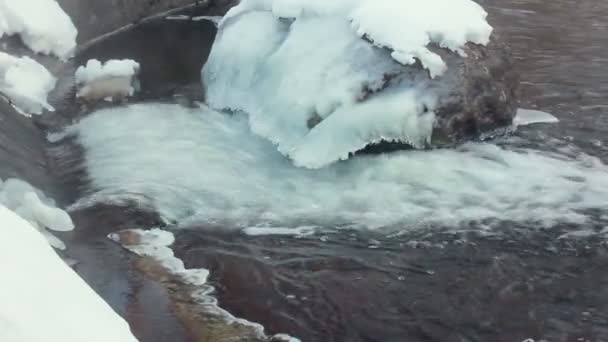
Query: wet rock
430,34,519,146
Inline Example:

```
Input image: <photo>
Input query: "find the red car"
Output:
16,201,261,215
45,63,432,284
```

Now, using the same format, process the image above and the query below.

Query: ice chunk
0,178,74,249
0,52,56,115
75,59,140,101
0,205,138,342
0,0,77,58
514,108,559,127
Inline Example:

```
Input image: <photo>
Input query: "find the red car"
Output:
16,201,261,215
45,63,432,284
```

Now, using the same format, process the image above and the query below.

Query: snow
63,103,608,233
221,0,492,77
0,0,77,59
0,205,138,342
203,11,441,168
0,178,73,249
75,59,140,101
0,52,56,115
108,229,209,286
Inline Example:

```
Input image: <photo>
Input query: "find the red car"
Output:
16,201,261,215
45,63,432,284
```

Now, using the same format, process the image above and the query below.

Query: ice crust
0,52,56,115
0,178,73,249
203,0,492,168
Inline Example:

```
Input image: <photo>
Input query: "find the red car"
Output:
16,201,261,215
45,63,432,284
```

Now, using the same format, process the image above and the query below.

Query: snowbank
0,52,56,115
0,205,139,342
75,59,140,101
0,178,73,249
0,0,77,59
203,0,492,168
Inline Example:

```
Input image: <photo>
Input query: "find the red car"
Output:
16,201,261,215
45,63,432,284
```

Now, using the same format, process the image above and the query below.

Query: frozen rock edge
203,0,518,169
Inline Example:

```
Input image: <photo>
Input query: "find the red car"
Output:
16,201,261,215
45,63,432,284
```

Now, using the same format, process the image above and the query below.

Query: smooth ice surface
109,228,209,286
514,108,560,127
0,205,138,342
0,52,56,115
221,0,492,77
0,0,77,58
68,104,608,233
0,178,73,249
203,11,440,168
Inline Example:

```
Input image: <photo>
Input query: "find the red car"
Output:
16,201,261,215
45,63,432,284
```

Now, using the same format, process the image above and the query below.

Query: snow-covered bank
0,178,73,249
0,0,77,58
0,52,56,115
0,205,138,342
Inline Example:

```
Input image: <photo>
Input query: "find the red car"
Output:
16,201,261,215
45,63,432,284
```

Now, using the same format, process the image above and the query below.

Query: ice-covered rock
75,59,140,102
0,0,77,59
0,52,56,115
0,177,74,249
203,0,518,168
0,205,139,342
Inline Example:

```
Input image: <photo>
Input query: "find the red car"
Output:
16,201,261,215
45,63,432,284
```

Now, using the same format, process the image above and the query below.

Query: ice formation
514,108,560,127
0,52,56,115
0,205,139,342
64,104,608,232
109,229,209,286
203,0,492,168
0,0,77,59
75,59,140,101
0,178,74,249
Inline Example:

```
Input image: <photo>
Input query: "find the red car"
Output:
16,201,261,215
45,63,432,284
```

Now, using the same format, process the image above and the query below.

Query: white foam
0,178,74,249
514,108,560,127
0,0,77,59
66,103,608,234
0,52,56,115
0,205,138,342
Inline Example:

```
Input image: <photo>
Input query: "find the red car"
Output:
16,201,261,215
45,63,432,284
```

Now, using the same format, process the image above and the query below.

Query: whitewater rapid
54,103,608,236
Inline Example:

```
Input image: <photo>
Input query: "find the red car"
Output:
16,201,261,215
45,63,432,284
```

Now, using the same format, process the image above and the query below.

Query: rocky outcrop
430,34,519,146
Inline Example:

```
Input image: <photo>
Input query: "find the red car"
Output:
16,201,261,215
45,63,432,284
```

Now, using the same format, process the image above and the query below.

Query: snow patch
75,59,140,101
0,52,56,115
0,205,138,342
0,0,77,58
0,178,73,249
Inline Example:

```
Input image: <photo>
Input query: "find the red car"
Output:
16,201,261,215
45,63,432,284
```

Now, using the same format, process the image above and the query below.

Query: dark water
170,1,608,341
41,1,608,341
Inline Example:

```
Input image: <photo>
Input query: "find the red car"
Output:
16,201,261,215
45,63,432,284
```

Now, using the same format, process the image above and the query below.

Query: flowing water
44,0,608,341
